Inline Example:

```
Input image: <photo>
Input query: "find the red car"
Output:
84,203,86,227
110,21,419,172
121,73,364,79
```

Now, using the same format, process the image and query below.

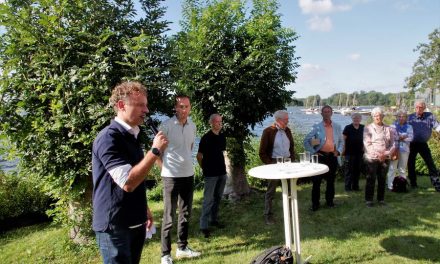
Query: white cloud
348,53,361,61
298,0,351,15
307,16,332,32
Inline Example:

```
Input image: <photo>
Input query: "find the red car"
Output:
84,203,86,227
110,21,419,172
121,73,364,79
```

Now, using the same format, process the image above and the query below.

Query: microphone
145,117,159,135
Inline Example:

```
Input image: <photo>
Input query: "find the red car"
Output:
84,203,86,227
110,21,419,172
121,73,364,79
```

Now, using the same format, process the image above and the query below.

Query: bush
0,171,52,221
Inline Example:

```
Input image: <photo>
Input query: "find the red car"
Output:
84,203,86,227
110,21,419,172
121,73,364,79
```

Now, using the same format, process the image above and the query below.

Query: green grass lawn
1,176,439,264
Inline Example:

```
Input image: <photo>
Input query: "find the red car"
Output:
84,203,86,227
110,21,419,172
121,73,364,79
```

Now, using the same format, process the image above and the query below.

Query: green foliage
0,0,171,231
0,171,51,221
406,28,440,94
172,0,299,194
298,91,412,108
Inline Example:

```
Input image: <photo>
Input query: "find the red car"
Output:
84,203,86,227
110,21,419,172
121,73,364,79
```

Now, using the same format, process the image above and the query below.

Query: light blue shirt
303,121,344,154
272,128,290,158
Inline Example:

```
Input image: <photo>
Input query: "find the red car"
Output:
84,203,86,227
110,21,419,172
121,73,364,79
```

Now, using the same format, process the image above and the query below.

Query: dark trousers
344,155,363,191
408,142,440,189
264,179,280,216
161,176,194,256
312,153,338,207
364,160,388,202
95,224,146,264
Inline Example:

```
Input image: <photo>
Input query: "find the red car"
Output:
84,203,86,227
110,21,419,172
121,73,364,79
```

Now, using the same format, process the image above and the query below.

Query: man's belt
317,151,334,157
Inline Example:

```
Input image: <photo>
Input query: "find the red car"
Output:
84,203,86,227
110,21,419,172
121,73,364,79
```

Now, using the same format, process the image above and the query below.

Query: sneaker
176,246,201,259
161,255,173,264
366,201,374,207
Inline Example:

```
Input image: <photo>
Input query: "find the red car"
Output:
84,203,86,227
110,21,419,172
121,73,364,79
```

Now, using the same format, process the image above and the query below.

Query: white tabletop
248,163,329,180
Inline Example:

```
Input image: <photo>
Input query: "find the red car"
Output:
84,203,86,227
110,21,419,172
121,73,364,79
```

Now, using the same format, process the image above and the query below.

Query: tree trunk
69,176,94,244
224,152,250,201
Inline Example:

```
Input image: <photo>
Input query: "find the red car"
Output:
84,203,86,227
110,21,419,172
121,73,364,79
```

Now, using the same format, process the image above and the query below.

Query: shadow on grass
381,235,440,262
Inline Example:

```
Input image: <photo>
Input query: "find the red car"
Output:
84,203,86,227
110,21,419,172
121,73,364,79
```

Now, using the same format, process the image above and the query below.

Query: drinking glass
299,153,306,164
304,151,311,163
311,154,319,168
283,157,291,163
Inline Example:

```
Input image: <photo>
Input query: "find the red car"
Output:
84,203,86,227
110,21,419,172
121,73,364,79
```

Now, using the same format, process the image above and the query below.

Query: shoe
309,205,319,212
326,202,336,208
411,184,418,189
161,255,173,264
176,246,201,259
264,215,275,225
378,201,387,206
200,228,211,238
366,201,374,207
210,220,225,229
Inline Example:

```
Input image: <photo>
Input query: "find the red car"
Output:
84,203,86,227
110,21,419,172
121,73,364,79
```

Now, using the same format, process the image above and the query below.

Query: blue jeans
95,224,146,264
200,175,227,229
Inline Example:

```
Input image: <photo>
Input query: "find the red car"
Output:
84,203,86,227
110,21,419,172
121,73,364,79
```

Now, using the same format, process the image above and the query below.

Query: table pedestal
281,178,311,264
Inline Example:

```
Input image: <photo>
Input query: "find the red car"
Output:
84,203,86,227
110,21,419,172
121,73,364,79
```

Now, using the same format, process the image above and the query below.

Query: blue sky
157,0,439,99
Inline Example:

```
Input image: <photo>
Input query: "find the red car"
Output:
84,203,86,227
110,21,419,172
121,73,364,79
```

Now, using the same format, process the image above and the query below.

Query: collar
323,120,332,127
275,123,285,131
416,113,425,120
114,117,140,139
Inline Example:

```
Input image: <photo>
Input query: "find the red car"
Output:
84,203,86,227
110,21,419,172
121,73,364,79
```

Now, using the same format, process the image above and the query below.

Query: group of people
92,81,227,264
91,81,440,263
259,101,440,225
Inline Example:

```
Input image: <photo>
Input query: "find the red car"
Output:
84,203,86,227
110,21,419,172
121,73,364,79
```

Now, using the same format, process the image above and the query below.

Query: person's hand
146,208,153,230
377,152,386,162
152,131,168,153
311,138,320,146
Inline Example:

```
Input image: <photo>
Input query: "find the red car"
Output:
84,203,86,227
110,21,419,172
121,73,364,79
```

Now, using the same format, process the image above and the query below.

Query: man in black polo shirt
197,114,227,238
92,81,168,264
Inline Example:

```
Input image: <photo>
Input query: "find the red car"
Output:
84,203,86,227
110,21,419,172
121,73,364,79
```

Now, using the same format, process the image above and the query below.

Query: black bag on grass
392,176,408,193
250,245,293,264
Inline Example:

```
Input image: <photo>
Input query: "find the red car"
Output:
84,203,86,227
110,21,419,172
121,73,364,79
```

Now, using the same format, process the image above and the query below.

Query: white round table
248,162,329,264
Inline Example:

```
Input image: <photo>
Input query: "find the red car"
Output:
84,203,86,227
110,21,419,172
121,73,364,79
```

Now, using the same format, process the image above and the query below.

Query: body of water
0,106,360,171
253,106,357,136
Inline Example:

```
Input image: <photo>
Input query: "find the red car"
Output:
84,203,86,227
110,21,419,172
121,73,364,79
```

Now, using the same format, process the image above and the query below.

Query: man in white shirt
158,95,200,264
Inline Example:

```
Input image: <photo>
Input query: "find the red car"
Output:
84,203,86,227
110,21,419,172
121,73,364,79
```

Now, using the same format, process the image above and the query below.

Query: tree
172,0,299,198
406,28,440,94
0,0,170,241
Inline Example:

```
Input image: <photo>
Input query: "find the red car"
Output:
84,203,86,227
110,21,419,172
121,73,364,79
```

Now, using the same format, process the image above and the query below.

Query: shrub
0,171,52,221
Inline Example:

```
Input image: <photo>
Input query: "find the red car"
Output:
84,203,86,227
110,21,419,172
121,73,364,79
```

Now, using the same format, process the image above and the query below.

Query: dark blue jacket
92,120,146,231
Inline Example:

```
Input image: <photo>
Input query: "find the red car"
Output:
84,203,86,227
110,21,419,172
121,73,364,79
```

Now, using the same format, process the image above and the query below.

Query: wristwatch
151,147,161,157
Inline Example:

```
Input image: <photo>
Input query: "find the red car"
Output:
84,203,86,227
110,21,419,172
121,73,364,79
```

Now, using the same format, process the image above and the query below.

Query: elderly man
259,110,295,225
304,105,344,211
197,114,227,238
407,100,440,191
